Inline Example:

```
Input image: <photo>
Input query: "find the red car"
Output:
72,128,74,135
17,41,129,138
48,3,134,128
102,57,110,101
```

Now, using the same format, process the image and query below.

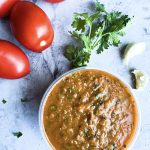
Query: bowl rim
39,67,141,150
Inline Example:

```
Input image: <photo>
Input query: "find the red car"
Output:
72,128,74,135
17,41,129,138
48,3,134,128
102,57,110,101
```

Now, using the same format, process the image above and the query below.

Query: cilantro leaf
72,16,86,32
13,132,23,138
2,99,7,104
65,1,131,67
96,0,106,13
65,45,91,67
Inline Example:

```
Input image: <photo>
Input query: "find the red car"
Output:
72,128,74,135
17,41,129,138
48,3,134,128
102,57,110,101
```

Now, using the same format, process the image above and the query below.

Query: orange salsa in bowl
41,69,139,150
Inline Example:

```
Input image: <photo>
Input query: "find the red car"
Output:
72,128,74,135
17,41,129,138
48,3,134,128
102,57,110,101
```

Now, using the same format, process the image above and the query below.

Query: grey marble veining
0,0,150,149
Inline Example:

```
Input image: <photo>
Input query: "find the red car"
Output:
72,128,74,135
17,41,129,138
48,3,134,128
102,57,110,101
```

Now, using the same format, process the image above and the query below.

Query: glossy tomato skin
0,40,30,79
10,1,54,52
46,0,64,3
0,0,18,18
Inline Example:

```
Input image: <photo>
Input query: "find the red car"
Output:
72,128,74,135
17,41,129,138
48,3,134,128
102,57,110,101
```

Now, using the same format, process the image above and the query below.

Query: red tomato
0,40,30,79
46,0,64,3
0,0,18,18
10,1,54,52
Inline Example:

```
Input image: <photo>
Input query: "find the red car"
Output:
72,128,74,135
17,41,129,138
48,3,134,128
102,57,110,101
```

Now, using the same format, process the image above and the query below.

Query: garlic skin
132,69,149,90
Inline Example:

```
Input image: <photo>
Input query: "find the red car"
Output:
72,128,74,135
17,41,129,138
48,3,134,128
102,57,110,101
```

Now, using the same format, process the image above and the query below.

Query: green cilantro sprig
65,1,131,67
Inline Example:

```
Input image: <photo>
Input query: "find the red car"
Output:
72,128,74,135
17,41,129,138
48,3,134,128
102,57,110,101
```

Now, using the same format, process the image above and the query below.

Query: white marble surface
0,0,150,149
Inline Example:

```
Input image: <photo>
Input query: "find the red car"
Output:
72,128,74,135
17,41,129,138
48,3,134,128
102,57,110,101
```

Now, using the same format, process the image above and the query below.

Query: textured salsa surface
43,69,138,150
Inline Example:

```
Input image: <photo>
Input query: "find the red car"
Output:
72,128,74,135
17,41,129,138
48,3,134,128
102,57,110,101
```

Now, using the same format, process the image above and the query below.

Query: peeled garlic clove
123,42,146,65
132,69,149,90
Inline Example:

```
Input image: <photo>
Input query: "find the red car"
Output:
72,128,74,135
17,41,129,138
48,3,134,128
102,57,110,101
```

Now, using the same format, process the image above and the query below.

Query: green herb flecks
13,132,23,138
65,1,131,67
49,104,57,111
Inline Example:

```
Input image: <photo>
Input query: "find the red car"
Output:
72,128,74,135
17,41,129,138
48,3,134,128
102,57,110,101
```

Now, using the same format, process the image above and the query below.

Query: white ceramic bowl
39,67,141,150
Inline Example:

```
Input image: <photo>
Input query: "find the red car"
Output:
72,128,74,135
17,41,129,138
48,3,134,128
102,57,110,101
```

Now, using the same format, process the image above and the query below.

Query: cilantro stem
89,25,92,38
93,32,110,48
102,32,110,37
93,38,101,48
92,22,108,48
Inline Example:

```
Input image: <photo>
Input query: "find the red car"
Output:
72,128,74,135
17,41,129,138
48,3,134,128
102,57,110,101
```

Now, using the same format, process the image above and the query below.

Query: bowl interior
39,67,141,150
